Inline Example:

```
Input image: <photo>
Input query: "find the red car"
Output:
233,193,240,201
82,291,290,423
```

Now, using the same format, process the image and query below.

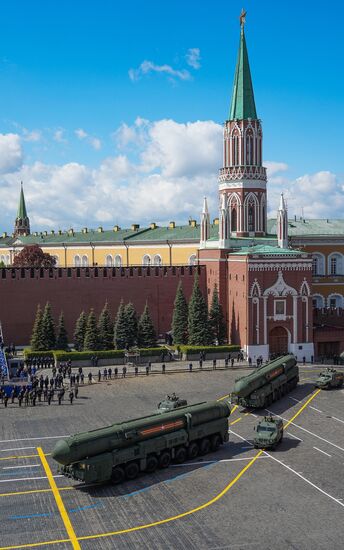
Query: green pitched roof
230,244,303,257
229,26,257,120
268,218,344,237
17,184,28,219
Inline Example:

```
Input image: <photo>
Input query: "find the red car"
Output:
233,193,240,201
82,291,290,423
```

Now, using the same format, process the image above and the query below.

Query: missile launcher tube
52,400,230,468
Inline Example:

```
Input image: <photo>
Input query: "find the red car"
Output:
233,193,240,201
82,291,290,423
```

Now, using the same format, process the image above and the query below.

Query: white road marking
0,435,68,444
287,433,303,442
310,406,323,413
314,447,332,458
0,475,63,484
265,409,344,453
3,464,41,470
250,413,258,418
0,446,36,453
230,429,344,509
290,397,300,403
332,416,344,425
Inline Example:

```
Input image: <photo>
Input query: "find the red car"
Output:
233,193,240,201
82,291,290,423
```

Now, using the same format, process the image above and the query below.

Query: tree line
30,274,226,352
30,301,157,352
172,274,226,346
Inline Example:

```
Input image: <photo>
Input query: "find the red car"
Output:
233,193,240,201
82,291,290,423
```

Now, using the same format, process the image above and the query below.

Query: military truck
52,400,230,485
230,354,298,408
156,394,187,413
315,368,344,390
253,416,283,449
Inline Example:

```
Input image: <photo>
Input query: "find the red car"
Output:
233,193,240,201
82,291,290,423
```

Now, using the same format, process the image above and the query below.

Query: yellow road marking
284,389,321,429
229,417,242,426
230,404,238,414
217,393,229,401
37,447,80,550
0,391,321,550
0,453,51,462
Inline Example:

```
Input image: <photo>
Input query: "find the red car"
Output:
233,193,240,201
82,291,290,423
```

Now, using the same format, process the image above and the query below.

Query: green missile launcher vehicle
230,354,298,408
155,393,187,413
253,416,283,449
315,368,344,389
51,400,230,485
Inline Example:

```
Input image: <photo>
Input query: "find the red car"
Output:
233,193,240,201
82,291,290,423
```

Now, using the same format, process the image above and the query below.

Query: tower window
231,208,237,232
248,206,254,232
246,133,253,165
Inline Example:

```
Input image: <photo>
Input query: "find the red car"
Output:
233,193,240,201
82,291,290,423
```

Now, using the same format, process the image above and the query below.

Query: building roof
268,218,344,237
229,244,304,257
17,183,28,220
229,25,257,121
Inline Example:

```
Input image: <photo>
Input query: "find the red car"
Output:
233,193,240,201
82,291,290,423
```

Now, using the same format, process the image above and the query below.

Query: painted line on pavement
37,447,80,550
310,406,322,413
229,418,242,426
3,465,40,470
0,475,63,484
0,447,36,453
287,433,303,442
314,447,332,458
332,416,344,425
0,435,68,444
0,453,51,462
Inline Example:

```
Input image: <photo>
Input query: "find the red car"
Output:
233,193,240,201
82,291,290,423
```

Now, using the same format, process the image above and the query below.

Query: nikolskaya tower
218,9,267,247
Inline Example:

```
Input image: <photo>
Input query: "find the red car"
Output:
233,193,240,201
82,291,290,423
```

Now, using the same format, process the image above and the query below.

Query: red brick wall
0,266,205,346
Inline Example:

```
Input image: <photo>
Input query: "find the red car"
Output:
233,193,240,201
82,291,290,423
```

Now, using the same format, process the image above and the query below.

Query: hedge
24,347,169,362
24,349,62,360
178,345,241,355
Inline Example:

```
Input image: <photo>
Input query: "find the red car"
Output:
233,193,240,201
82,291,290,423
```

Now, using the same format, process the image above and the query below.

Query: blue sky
0,0,343,231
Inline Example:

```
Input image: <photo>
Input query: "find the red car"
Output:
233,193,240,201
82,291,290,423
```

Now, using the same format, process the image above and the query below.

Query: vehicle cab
156,393,187,413
315,368,344,389
254,416,283,449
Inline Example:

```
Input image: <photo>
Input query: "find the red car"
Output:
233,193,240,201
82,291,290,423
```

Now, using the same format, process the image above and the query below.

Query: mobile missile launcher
52,400,230,485
230,354,298,408
156,393,187,413
315,368,344,390
253,416,283,449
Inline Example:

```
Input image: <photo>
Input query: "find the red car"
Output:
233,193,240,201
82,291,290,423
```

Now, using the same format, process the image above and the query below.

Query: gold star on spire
239,8,247,27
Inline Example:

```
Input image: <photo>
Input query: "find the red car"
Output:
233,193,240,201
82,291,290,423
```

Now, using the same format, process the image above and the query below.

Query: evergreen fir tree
209,284,226,344
113,300,127,349
138,304,157,348
98,302,113,350
41,302,56,350
124,302,138,347
83,309,99,351
171,282,188,344
188,273,212,345
30,304,45,351
56,311,69,350
73,311,87,351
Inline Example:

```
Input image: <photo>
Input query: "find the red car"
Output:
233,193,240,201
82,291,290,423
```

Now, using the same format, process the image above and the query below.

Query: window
248,206,254,232
330,298,337,308
233,135,239,165
142,254,151,266
114,255,122,267
312,257,318,276
328,294,343,309
74,255,81,267
312,253,325,276
231,208,237,232
82,255,88,267
188,254,197,266
275,300,286,316
153,254,162,266
106,255,113,267
312,295,324,308
330,256,337,275
328,253,343,276
246,132,253,165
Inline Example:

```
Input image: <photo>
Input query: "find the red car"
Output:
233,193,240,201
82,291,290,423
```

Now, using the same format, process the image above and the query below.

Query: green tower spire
17,182,28,219
229,10,257,121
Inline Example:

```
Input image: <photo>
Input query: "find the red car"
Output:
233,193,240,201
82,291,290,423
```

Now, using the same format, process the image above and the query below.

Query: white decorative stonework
249,262,313,271
263,271,297,297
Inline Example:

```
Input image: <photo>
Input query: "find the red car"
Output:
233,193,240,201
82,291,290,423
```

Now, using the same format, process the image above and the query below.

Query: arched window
153,254,162,266
246,131,253,165
106,255,113,267
261,205,265,233
142,254,151,266
82,255,88,267
74,255,81,267
312,294,324,308
188,254,197,266
328,294,343,309
248,206,254,232
231,208,237,232
233,134,239,165
312,253,325,276
328,253,343,276
114,255,122,267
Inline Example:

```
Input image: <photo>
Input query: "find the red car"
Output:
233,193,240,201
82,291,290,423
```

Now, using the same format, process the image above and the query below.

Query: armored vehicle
315,368,344,389
254,416,283,449
52,400,230,485
230,354,298,408
156,393,187,413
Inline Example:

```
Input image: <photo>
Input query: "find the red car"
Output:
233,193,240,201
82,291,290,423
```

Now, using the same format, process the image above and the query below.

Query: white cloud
75,128,88,140
53,129,66,143
90,137,101,150
186,48,201,69
22,129,41,142
129,60,191,82
0,118,343,233
265,161,288,178
0,133,23,173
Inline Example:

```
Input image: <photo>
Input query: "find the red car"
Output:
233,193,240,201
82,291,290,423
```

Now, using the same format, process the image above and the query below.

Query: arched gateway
269,326,289,356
